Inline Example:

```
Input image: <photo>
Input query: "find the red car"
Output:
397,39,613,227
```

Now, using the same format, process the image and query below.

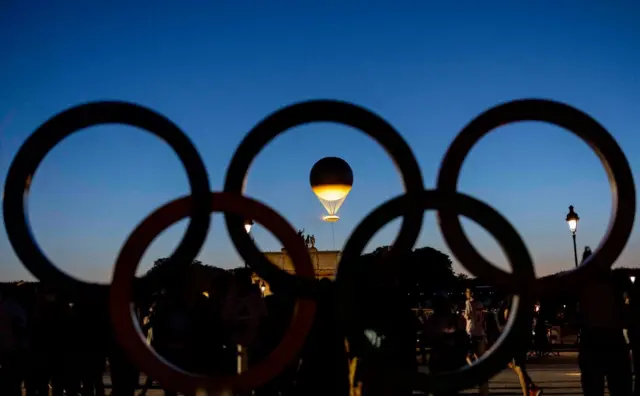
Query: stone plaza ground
20,352,616,395
89,352,604,396
457,353,594,395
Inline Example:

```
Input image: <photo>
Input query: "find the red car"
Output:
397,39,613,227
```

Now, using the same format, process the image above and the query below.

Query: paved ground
459,353,591,395
26,353,616,395
109,353,594,395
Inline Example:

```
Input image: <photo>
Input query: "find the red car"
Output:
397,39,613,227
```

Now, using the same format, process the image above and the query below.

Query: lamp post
259,281,266,296
566,205,580,268
244,219,254,268
631,276,636,285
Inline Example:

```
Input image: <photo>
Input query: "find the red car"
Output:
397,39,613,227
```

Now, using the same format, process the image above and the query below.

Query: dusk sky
1,2,639,282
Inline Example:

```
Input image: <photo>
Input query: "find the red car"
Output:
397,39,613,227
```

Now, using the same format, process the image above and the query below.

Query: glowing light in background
309,157,353,223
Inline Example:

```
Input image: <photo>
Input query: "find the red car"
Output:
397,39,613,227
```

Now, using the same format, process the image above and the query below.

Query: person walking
139,303,156,396
623,287,640,396
464,288,488,396
499,299,542,396
578,271,632,396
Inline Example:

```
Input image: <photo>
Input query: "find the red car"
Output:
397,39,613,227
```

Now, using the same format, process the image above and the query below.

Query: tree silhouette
142,258,219,296
402,246,456,294
456,273,470,281
359,245,457,297
370,246,391,257
144,257,203,276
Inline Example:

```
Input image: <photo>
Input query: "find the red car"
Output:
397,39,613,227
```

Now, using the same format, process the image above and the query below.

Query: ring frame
437,99,635,296
336,190,535,394
2,101,212,300
109,192,316,394
223,100,426,298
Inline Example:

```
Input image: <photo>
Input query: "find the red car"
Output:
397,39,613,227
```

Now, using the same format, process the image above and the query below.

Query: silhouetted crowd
1,266,639,396
413,274,640,396
0,268,275,396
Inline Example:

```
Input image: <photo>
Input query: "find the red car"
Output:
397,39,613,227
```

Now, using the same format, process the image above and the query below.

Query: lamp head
566,205,579,234
244,219,254,234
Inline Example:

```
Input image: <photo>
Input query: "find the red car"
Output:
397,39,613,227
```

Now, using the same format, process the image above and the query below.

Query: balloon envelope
310,157,353,200
310,157,353,218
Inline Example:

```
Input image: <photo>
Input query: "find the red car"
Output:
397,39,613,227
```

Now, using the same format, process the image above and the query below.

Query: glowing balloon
309,157,353,222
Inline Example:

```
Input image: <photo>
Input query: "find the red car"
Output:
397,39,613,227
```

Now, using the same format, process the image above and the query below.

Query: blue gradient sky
1,2,639,282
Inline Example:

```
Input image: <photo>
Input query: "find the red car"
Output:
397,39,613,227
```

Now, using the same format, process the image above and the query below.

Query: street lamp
244,219,254,234
631,276,636,284
566,205,580,268
260,281,266,295
243,219,254,268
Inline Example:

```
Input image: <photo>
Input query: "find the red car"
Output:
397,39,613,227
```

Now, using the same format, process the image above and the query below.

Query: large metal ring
336,190,535,394
3,96,636,395
2,101,212,300
223,100,425,298
109,192,316,395
437,98,636,296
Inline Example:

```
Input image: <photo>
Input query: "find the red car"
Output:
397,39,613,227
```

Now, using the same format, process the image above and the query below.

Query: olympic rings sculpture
2,98,636,395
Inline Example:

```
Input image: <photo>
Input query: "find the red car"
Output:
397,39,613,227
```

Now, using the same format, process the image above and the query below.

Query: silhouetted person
28,291,68,396
464,288,488,396
343,253,416,396
62,301,83,395
415,310,428,364
19,286,38,396
499,299,541,396
624,285,640,396
252,286,297,396
583,246,593,263
484,302,501,349
578,271,632,396
0,286,29,396
426,295,468,396
76,301,108,396
108,300,141,396
295,279,350,396
153,288,194,396
139,303,156,396
533,303,550,356
191,284,233,379
221,267,267,378
339,255,386,396
464,288,485,360
369,278,416,396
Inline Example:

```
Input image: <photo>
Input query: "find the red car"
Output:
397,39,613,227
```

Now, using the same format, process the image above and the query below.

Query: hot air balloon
310,157,353,222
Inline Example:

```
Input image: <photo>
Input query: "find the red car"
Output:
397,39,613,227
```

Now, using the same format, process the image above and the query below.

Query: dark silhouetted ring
3,96,636,395
336,190,535,394
110,192,316,395
223,100,425,298
437,99,636,296
2,101,212,300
